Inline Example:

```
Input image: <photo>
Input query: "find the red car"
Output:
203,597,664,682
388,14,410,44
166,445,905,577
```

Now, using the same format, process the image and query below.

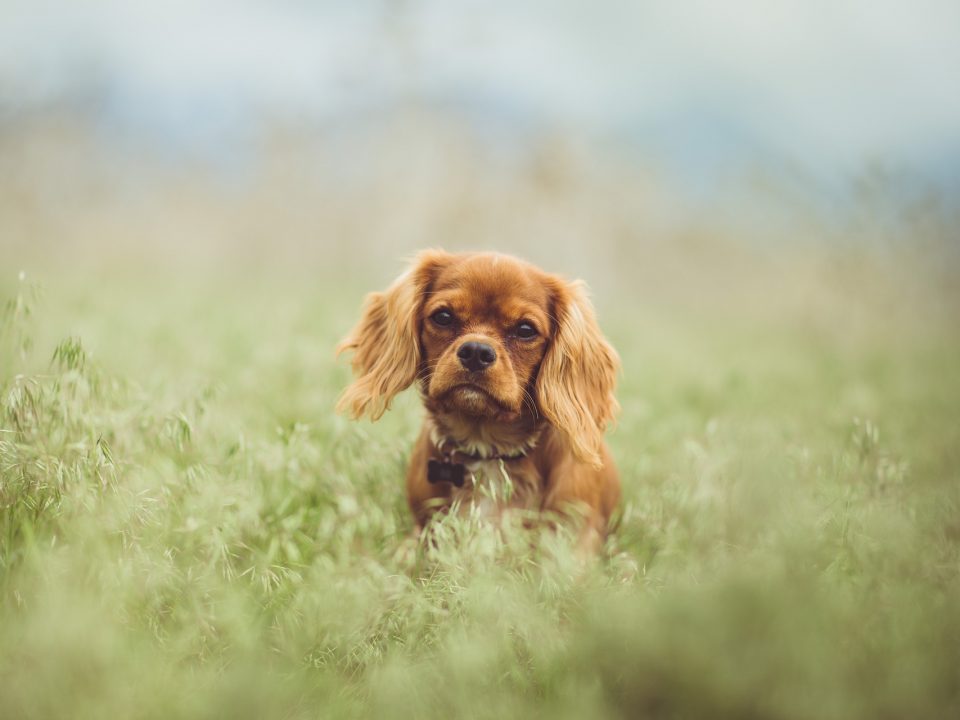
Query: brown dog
337,250,620,552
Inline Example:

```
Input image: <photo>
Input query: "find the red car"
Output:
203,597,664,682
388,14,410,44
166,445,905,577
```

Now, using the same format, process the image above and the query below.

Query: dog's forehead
431,254,551,313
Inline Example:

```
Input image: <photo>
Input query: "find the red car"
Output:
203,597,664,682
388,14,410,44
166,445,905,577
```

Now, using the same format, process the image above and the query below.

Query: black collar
427,439,528,487
447,447,528,462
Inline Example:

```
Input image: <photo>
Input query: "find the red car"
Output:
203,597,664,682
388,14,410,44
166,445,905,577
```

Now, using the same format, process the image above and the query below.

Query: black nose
457,341,497,372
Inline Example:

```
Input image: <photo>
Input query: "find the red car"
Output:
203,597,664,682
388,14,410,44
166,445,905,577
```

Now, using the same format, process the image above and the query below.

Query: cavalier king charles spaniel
337,250,620,552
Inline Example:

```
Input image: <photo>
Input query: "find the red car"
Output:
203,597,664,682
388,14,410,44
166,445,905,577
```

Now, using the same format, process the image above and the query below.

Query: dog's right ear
336,249,452,420
536,277,620,468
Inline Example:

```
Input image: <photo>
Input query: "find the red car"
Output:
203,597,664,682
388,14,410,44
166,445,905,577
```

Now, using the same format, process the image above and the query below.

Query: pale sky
2,0,959,180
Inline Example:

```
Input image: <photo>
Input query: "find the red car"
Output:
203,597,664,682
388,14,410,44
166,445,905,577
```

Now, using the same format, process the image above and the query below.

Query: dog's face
419,255,551,421
337,250,619,467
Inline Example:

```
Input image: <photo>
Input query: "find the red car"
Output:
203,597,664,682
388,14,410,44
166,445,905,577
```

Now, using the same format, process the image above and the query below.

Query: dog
336,250,620,553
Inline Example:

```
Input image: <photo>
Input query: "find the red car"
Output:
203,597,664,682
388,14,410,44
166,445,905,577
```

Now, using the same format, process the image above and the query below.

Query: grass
1,124,959,718
2,258,958,720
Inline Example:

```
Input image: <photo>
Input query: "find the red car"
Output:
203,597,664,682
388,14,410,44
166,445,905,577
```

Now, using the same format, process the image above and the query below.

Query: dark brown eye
431,309,455,327
516,322,538,339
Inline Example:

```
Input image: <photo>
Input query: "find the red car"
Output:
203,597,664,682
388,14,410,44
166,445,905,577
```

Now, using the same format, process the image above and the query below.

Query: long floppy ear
336,250,451,420
536,278,620,468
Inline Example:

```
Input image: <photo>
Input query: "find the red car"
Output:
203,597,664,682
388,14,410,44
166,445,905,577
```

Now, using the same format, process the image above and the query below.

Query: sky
2,0,959,188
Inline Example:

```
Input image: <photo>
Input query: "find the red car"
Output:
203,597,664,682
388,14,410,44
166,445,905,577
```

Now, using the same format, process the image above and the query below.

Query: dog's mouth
439,383,512,416
445,383,500,402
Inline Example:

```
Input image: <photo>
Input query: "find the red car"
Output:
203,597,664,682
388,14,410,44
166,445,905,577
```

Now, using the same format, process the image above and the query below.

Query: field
2,121,960,719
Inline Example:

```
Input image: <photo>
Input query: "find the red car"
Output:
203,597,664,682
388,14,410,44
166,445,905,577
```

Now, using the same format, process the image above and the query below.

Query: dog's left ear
336,249,451,420
536,278,620,468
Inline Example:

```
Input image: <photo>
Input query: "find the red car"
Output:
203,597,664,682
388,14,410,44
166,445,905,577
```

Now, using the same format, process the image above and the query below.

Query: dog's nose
457,341,497,372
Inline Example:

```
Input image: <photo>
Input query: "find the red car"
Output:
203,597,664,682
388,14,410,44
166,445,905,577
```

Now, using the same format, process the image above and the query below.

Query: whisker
517,384,540,420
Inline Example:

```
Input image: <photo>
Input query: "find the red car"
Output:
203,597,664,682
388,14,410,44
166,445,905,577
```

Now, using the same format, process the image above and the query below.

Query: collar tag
427,459,466,487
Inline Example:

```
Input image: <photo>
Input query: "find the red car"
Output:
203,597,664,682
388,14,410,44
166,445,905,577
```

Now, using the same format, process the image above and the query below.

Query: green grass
1,240,959,720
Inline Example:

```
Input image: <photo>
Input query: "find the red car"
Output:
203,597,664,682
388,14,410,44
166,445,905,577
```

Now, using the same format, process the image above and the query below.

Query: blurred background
2,0,958,290
2,6,960,717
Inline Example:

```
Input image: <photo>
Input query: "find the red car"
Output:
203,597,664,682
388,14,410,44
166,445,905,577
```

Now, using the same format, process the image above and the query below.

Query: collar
426,419,541,462
426,434,531,487
435,438,529,463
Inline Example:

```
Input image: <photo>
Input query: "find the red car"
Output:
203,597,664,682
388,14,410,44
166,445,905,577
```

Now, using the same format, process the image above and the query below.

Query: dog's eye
516,322,538,339
431,309,456,327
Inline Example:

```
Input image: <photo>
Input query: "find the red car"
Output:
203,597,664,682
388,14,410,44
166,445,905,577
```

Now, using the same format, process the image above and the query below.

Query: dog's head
336,250,619,467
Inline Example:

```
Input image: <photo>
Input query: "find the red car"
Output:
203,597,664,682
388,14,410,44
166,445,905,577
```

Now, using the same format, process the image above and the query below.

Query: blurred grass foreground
1,115,960,719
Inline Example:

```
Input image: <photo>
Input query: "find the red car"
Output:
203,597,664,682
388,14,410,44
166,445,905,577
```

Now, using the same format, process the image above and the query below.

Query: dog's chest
449,457,542,519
